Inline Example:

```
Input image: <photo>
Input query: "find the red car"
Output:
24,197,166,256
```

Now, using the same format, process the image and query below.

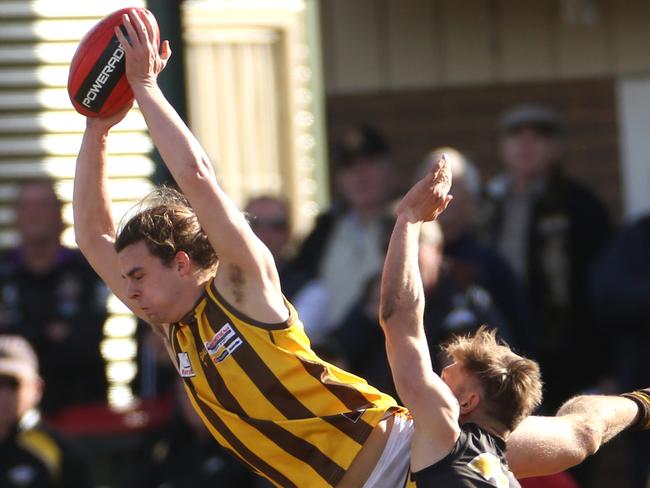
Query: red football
68,7,160,117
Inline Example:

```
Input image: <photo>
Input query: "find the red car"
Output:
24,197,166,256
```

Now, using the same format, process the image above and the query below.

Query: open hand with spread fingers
397,154,453,223
114,9,171,89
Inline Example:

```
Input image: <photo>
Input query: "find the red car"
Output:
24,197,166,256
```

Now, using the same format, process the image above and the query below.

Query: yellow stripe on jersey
169,278,401,488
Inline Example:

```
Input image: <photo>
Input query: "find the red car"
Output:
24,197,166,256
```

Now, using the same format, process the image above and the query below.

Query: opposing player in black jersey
380,156,541,487
379,155,650,486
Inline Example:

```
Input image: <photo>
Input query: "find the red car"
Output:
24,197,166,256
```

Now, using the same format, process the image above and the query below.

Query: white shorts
363,411,414,488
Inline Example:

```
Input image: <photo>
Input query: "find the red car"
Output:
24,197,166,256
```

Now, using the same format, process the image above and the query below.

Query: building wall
321,0,650,94
320,0,650,221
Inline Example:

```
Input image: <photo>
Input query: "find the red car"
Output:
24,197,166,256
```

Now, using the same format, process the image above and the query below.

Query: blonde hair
443,326,542,431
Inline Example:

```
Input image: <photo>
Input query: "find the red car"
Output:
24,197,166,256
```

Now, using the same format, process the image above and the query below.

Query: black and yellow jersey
166,278,401,488
404,423,519,488
0,414,92,488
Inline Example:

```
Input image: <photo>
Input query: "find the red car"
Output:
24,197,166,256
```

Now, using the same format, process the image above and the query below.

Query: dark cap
333,125,390,166
499,104,564,136
0,335,39,380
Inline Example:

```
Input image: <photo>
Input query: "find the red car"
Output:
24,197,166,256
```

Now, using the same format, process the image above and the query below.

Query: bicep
78,234,148,322
506,416,588,478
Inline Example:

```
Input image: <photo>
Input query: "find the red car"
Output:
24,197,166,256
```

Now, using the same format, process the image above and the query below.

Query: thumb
161,40,172,61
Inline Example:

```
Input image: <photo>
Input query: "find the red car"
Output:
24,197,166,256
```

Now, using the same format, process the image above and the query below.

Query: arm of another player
379,158,456,463
505,394,640,478
115,11,284,315
73,104,148,322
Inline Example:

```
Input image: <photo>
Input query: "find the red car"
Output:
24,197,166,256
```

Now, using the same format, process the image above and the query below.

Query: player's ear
174,250,191,276
459,391,480,416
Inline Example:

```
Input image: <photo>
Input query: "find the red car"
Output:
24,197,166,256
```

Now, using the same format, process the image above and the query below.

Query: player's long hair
115,186,217,272
443,326,543,431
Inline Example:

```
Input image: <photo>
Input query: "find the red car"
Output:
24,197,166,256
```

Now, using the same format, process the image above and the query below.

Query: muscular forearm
73,126,117,246
132,83,214,185
556,395,639,451
379,216,424,334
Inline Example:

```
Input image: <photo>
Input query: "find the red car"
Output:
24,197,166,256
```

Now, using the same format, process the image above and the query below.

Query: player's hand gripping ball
67,7,160,117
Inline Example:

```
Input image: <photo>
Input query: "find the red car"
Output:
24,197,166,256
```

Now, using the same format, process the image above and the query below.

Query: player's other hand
115,9,171,89
85,101,133,135
397,154,453,223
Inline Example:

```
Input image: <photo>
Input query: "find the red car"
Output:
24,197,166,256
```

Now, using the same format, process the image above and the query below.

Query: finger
137,9,156,47
121,12,140,47
430,154,446,179
127,10,147,46
114,25,132,51
160,40,171,61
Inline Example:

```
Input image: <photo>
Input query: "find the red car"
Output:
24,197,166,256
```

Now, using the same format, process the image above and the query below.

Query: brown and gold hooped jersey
167,278,401,488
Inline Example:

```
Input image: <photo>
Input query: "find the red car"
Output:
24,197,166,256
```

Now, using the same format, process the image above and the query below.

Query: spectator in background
129,380,260,488
418,148,533,353
479,104,613,411
590,214,650,488
292,125,395,339
0,179,109,416
245,195,308,301
333,220,513,398
0,335,92,487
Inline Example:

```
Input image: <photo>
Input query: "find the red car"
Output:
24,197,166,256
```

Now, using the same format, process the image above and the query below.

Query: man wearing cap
480,104,613,412
292,124,396,337
0,335,92,487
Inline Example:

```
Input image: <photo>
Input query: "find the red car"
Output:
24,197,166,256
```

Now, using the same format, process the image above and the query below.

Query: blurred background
0,0,648,487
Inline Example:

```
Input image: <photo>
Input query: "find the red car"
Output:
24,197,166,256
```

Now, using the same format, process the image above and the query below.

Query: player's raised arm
73,104,149,322
379,158,455,462
114,10,283,315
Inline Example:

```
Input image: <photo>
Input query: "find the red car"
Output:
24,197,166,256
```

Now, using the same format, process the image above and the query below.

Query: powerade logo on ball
74,28,129,113
81,45,124,108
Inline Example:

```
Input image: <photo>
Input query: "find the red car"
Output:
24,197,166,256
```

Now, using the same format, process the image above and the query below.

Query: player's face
118,241,185,324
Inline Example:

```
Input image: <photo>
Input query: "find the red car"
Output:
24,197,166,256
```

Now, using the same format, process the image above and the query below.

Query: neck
20,238,61,273
461,412,510,440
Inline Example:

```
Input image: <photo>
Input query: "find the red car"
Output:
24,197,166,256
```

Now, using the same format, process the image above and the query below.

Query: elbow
572,419,601,459
175,154,214,186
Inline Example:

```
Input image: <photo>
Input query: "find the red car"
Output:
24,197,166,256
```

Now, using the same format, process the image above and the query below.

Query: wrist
84,121,110,140
621,389,650,431
131,79,159,97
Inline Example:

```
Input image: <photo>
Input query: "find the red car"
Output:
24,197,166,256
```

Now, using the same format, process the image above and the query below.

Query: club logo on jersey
204,323,242,363
177,352,195,378
467,453,509,488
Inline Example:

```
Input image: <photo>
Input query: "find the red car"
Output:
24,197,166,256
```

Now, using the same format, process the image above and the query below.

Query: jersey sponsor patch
214,337,243,363
467,452,509,488
178,352,196,377
205,323,235,355
204,323,243,364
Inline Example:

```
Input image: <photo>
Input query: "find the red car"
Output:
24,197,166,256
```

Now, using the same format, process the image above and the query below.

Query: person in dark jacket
480,104,613,411
291,125,396,335
0,335,92,488
0,179,109,415
590,214,650,488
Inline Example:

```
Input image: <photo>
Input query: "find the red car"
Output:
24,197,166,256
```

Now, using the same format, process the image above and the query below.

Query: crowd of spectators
0,104,647,487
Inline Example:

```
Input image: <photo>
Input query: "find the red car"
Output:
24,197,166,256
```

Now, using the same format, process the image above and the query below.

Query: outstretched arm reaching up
74,103,153,322
114,10,285,320
379,157,454,469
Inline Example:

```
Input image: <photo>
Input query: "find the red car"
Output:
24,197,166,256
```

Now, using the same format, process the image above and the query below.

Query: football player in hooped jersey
74,9,402,488
73,8,650,488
